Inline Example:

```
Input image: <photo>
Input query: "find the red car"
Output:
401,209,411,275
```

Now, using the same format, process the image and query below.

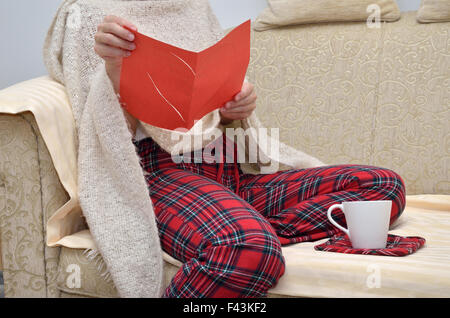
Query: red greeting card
120,20,251,131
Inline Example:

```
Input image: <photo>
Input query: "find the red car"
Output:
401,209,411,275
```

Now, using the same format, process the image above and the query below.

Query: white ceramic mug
327,200,392,249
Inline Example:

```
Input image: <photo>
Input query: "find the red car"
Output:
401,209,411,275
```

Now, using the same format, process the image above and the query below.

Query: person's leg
238,164,406,245
134,137,285,297
148,167,285,297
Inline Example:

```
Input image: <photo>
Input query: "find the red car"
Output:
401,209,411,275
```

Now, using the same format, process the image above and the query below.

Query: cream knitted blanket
43,0,326,298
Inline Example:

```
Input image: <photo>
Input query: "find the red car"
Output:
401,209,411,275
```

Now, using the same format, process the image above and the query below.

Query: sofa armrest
0,112,66,296
0,77,76,297
0,244,3,270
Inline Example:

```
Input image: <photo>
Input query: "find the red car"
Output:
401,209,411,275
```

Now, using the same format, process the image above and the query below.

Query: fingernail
125,51,131,57
128,33,135,41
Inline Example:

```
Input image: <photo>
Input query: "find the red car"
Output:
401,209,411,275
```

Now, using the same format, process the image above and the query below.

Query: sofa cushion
57,247,118,298
57,247,180,298
253,0,400,31
417,0,450,23
57,195,450,298
269,195,450,297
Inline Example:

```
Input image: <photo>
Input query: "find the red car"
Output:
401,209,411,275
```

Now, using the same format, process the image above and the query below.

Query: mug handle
327,204,350,238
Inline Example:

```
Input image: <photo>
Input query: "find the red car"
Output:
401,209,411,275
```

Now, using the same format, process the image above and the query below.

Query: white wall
211,0,422,28
0,0,63,89
0,0,422,89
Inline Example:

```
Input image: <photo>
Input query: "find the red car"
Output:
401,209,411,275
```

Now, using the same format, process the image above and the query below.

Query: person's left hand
219,80,257,124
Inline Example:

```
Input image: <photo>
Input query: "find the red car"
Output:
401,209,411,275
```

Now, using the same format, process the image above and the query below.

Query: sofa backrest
247,12,449,195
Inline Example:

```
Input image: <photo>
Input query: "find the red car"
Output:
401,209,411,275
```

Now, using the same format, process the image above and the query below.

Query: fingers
234,81,254,101
223,81,256,109
95,31,136,51
220,81,257,121
219,108,254,121
224,92,257,111
104,15,137,32
95,15,137,60
220,97,257,121
98,22,136,43
221,102,256,116
94,43,130,58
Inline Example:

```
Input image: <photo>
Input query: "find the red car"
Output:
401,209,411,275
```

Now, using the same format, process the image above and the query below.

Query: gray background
0,0,421,89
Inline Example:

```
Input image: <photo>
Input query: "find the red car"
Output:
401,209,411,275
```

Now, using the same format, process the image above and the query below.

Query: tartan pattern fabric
133,134,406,297
314,234,426,256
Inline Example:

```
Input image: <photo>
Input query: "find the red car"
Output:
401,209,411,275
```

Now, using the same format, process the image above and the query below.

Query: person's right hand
94,15,137,93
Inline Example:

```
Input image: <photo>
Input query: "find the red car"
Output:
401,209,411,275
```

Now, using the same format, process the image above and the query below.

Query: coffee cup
327,200,392,249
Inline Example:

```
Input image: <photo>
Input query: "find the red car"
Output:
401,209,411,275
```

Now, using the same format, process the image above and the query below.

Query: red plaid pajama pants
132,133,406,298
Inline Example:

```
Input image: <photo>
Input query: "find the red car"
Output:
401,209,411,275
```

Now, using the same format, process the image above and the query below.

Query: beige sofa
1,12,449,298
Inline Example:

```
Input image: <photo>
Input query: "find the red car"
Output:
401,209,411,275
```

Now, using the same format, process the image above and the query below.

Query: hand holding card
120,20,251,131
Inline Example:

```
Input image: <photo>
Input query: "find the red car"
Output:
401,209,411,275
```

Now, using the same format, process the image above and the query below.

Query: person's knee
392,169,406,196
254,233,284,267
351,166,406,223
207,228,285,296
233,231,285,293
378,168,407,222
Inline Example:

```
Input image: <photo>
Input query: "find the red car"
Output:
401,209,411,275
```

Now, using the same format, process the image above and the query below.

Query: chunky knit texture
43,0,326,297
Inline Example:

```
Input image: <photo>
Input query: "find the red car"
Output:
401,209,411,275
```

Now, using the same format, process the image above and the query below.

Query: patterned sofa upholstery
0,12,448,297
0,112,64,297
